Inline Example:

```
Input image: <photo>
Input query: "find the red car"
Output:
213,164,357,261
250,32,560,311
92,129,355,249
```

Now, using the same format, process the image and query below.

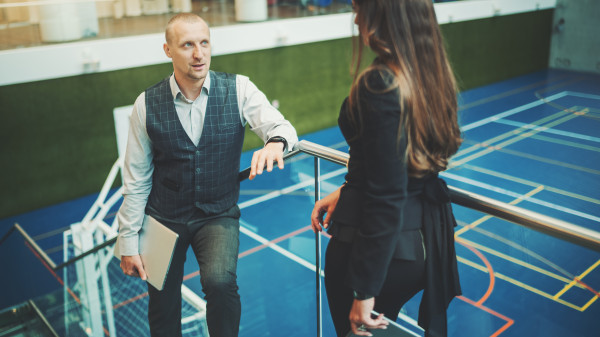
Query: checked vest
145,71,245,221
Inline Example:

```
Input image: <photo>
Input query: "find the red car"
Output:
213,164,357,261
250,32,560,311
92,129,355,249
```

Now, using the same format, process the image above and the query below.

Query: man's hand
120,255,147,281
249,141,285,180
349,298,388,336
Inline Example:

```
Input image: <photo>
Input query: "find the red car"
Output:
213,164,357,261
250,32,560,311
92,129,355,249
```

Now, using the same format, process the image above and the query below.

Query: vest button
196,168,201,173
196,151,200,155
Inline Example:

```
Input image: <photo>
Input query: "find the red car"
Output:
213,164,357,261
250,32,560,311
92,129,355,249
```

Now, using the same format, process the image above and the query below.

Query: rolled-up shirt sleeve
236,75,298,151
116,93,154,256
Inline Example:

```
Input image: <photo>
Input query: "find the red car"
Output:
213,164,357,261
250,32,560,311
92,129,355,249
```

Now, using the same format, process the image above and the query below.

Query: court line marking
460,91,568,131
458,235,600,311
453,107,572,161
460,90,600,132
238,220,325,278
462,164,600,206
456,239,495,306
452,108,587,168
457,74,573,111
457,237,582,289
457,254,585,311
442,171,600,224
564,91,600,100
529,134,600,153
454,185,544,237
553,259,600,301
466,139,600,176
458,220,590,291
492,117,600,143
457,295,514,337
238,167,347,209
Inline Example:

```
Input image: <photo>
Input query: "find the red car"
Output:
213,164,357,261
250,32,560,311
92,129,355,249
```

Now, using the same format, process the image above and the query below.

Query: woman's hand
310,186,342,233
349,298,388,336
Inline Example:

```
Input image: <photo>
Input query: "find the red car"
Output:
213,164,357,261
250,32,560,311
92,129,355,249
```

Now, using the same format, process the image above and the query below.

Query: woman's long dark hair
349,0,462,177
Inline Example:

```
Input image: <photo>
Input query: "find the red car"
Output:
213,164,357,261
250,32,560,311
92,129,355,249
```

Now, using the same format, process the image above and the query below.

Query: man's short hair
165,13,206,44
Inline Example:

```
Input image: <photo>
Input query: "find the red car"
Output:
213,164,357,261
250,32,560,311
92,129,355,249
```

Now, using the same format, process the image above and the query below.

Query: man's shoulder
210,70,239,81
145,76,170,92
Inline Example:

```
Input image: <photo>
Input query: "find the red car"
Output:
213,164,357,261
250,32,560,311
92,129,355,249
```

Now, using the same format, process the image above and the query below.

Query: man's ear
163,43,171,58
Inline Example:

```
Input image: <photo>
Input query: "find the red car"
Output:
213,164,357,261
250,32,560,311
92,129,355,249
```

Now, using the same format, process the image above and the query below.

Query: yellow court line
455,185,544,237
581,293,599,311
452,110,586,168
463,164,600,205
553,259,600,300
457,256,584,311
452,108,571,160
457,237,581,288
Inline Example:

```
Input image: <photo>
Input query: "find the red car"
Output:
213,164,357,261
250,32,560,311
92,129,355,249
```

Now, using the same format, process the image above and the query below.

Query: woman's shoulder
361,63,395,91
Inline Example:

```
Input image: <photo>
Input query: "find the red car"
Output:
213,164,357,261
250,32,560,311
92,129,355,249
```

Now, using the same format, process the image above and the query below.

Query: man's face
164,20,211,85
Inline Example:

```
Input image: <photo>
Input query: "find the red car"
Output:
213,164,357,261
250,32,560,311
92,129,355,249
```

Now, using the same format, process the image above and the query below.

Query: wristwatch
353,290,374,301
265,136,288,152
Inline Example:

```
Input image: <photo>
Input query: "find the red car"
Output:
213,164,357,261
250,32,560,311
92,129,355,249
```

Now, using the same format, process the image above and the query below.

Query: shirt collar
169,72,211,102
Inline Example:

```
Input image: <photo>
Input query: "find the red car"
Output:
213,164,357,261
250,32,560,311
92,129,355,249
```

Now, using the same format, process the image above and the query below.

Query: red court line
573,277,600,298
113,292,149,310
26,241,112,336
25,241,81,305
456,238,495,305
454,239,513,336
458,295,514,337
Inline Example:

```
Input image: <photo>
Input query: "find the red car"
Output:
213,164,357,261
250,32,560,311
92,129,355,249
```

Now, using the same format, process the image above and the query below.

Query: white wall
0,0,557,86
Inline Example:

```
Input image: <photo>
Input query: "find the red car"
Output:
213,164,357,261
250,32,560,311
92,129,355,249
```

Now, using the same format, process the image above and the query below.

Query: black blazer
330,62,461,337
329,66,423,296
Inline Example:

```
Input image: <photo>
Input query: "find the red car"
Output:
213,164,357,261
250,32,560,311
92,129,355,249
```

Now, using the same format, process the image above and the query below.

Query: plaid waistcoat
145,71,245,221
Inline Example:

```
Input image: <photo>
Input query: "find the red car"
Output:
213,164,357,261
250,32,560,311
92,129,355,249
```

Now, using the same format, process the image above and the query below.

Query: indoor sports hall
0,1,598,337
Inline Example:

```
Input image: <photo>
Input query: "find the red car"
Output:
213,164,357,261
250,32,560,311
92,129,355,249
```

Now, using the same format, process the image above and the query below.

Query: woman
310,1,462,336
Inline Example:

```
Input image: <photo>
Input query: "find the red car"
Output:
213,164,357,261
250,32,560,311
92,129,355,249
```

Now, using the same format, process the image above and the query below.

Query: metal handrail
4,139,598,273
289,140,600,252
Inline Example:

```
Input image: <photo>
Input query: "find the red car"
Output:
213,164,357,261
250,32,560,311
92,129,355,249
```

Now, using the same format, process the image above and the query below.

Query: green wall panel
0,9,553,218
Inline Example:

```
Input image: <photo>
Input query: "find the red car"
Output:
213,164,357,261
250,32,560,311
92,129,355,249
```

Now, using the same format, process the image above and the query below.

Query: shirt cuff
118,234,139,256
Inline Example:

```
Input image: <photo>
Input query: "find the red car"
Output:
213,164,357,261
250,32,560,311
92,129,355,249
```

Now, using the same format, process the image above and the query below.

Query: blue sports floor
1,68,599,337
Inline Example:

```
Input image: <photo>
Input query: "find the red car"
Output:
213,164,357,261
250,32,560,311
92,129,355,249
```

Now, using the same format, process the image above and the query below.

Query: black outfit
325,64,461,337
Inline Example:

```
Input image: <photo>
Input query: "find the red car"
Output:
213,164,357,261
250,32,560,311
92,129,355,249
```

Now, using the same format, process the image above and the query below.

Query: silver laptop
114,215,179,291
346,312,422,337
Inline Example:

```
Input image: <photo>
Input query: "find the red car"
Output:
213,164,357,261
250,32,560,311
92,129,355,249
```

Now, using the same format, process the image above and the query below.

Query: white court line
564,91,600,100
441,172,600,224
492,119,600,143
460,91,600,132
460,92,567,131
239,219,325,277
238,167,347,209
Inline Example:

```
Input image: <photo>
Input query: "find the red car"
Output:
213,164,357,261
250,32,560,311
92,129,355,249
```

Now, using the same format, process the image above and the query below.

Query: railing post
314,157,323,337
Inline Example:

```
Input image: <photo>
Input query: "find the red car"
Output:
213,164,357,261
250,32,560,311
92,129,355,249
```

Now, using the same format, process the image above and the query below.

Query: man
117,13,298,337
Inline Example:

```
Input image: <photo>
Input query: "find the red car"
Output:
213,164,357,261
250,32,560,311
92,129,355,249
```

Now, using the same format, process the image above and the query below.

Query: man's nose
193,45,203,59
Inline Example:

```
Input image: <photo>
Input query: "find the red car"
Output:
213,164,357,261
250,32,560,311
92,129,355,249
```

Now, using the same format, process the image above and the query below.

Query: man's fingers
136,264,147,281
276,152,284,170
249,151,259,180
265,152,274,172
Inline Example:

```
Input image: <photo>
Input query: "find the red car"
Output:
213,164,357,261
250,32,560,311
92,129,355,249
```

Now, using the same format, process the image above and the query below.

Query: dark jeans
324,237,426,337
147,205,241,337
